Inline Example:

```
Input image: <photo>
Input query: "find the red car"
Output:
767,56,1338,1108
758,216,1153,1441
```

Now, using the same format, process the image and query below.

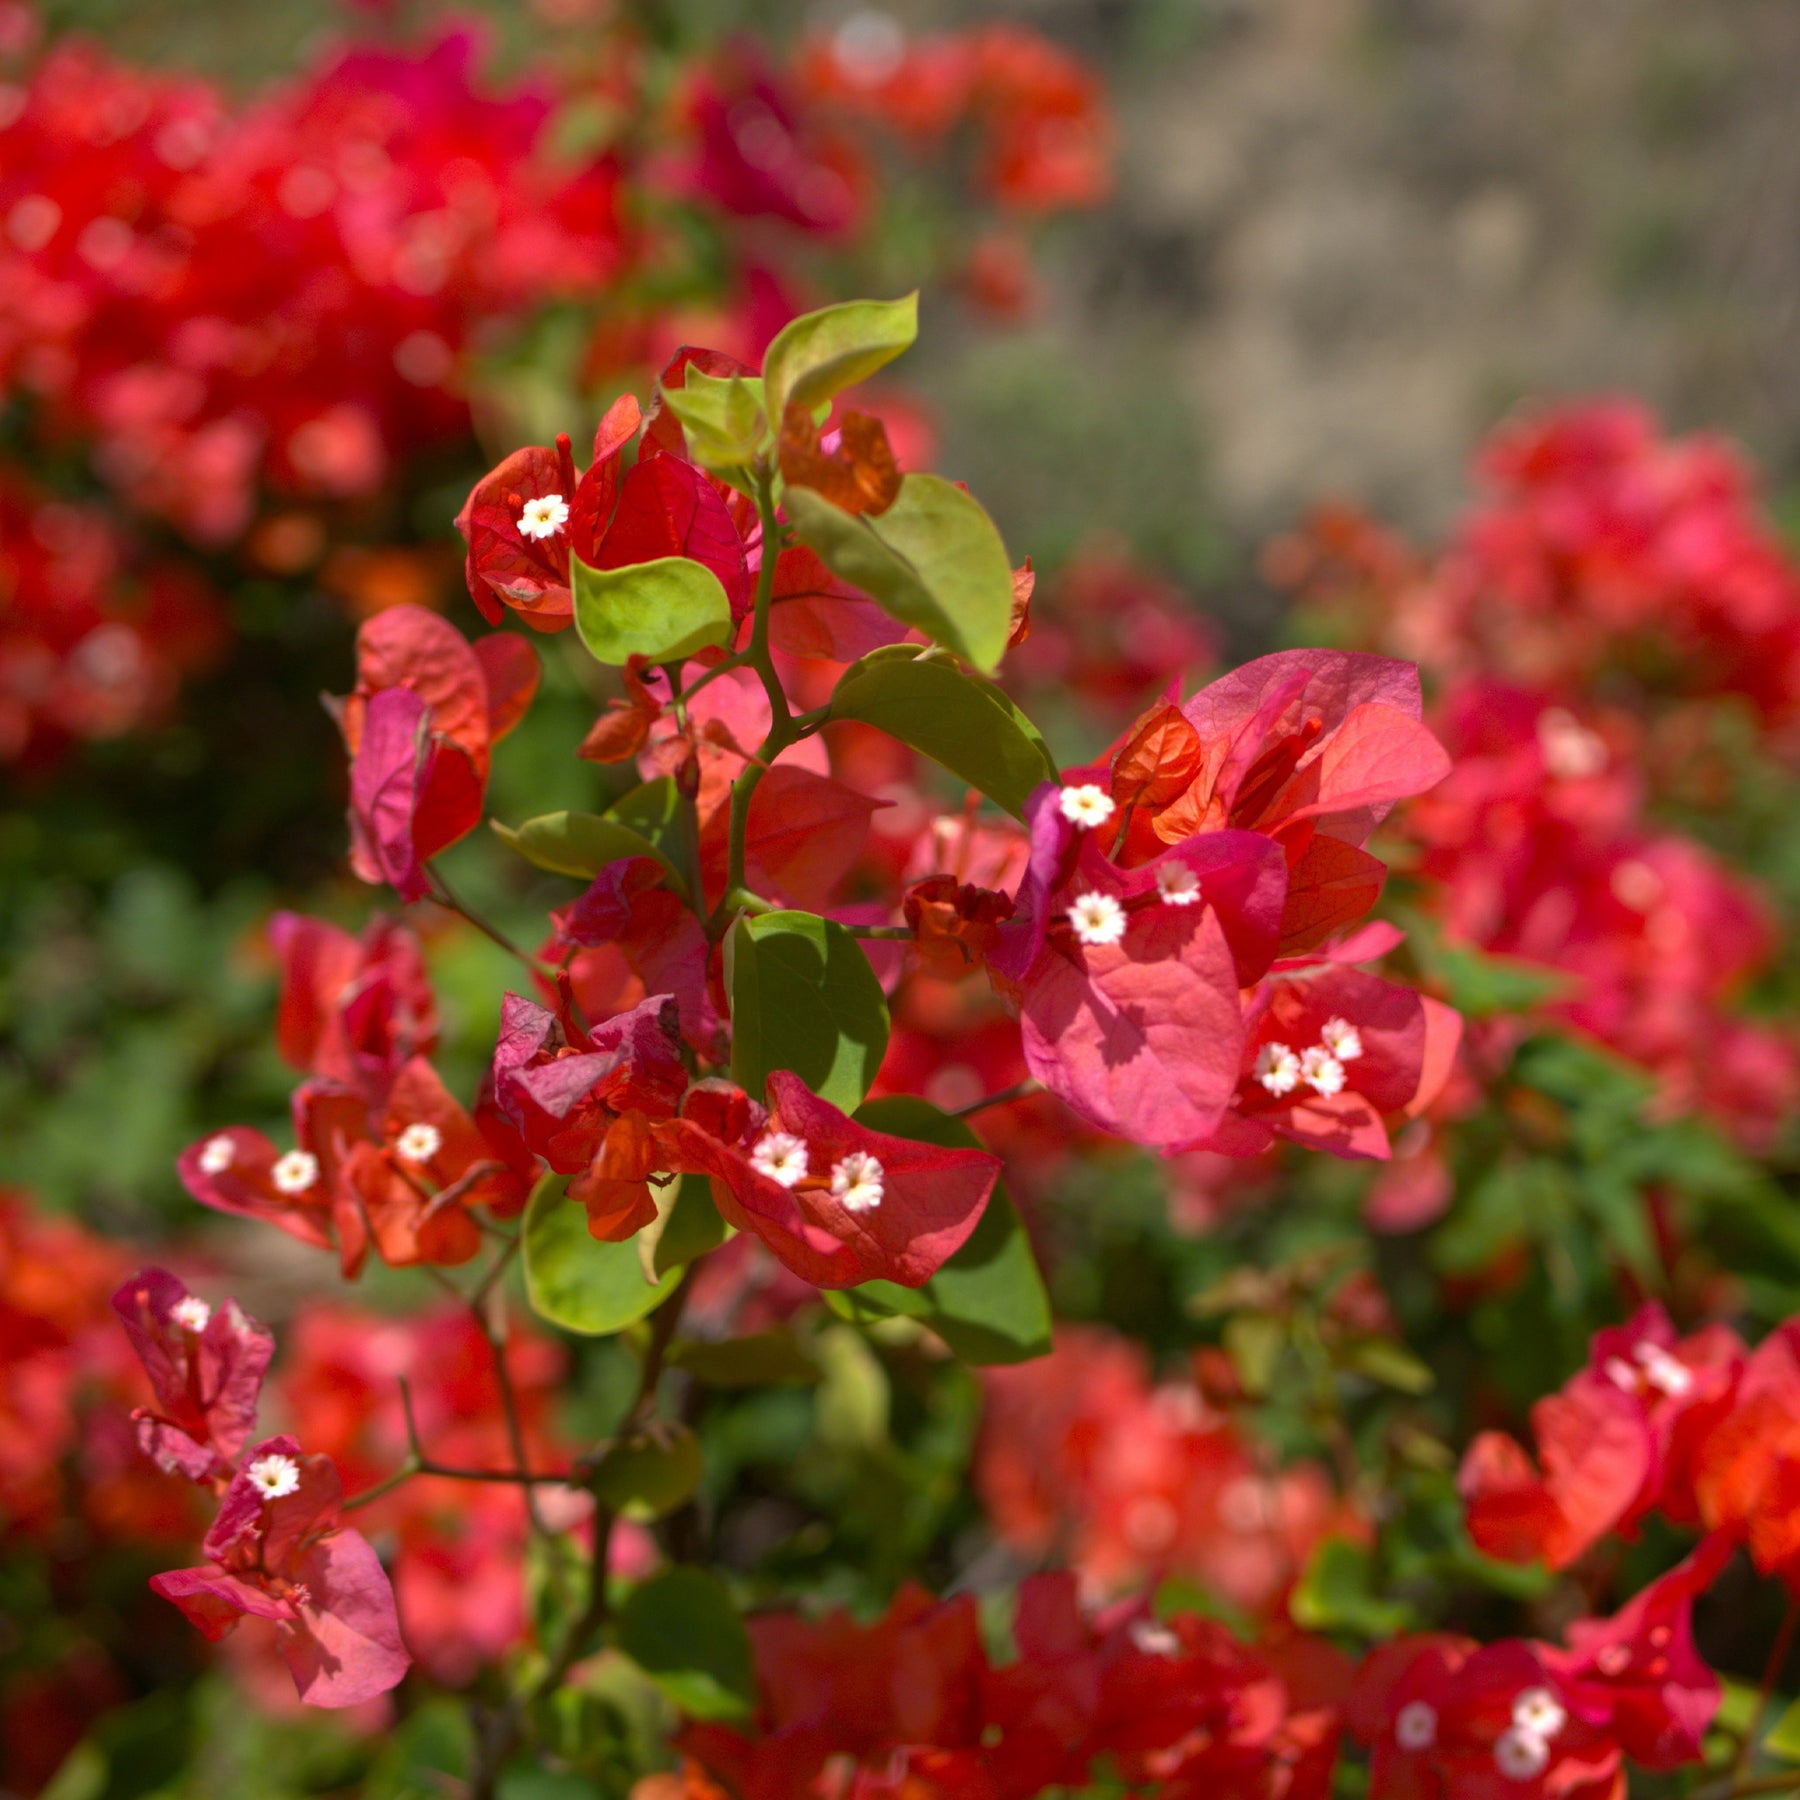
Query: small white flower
1603,1354,1639,1391
1395,1701,1437,1751
1067,891,1126,946
1155,861,1202,906
247,1454,301,1500
1512,1687,1566,1740
1255,1042,1302,1097
829,1151,885,1213
1634,1342,1694,1398
1058,783,1116,828
1128,1619,1182,1658
171,1297,212,1334
6,194,60,253
395,1121,442,1164
1493,1726,1550,1781
1537,706,1608,780
518,492,570,540
751,1131,809,1188
271,1150,319,1195
1122,1494,1177,1553
1300,1045,1346,1097
1320,1016,1363,1062
198,1133,236,1175
1610,858,1663,913
1218,1475,1275,1533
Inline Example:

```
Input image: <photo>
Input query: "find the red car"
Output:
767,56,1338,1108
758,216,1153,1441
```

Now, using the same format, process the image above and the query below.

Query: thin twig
709,470,793,940
948,1078,1043,1118
1734,1593,1800,1787
424,863,550,976
469,1263,704,1799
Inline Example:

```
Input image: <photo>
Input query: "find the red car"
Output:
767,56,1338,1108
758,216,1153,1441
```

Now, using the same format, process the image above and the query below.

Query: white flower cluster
271,1150,319,1195
171,1296,212,1334
1603,1338,1694,1399
1254,1017,1363,1099
518,492,569,540
750,1133,886,1213
1493,1686,1567,1781
198,1134,236,1175
1058,783,1114,828
395,1121,442,1163
247,1453,302,1501
1393,1685,1568,1782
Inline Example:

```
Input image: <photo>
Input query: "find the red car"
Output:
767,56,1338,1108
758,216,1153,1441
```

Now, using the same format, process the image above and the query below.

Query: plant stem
948,1078,1044,1118
424,864,548,975
1734,1594,1800,1786
710,469,794,939
469,1264,703,1799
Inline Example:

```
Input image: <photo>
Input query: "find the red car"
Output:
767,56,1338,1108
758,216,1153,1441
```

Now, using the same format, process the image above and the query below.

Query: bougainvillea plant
74,307,1800,1800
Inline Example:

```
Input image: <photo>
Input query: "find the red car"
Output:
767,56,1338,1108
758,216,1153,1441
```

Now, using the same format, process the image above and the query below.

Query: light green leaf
492,809,687,898
615,1568,756,1721
609,773,700,898
762,293,918,424
573,553,732,666
522,1174,679,1336
824,1097,1052,1365
729,910,889,1111
828,645,1057,817
589,1424,704,1520
785,475,1014,673
1223,1312,1285,1397
1290,1538,1416,1639
651,1174,729,1278
1339,1335,1435,1395
1764,1693,1800,1762
660,370,768,473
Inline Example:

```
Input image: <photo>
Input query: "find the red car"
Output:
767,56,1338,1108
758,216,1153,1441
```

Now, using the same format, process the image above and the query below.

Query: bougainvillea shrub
15,11,1800,1800
0,279,1782,1800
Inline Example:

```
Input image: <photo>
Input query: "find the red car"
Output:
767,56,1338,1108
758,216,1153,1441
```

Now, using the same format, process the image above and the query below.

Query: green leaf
1290,1538,1416,1639
1339,1335,1435,1395
573,553,733,666
1401,912,1578,1018
615,1568,756,1722
669,1329,821,1388
522,1174,680,1336
785,475,1014,673
824,1097,1052,1365
660,370,768,472
492,808,687,898
607,774,688,863
828,646,1057,818
651,1175,729,1278
729,910,889,1111
812,1323,891,1447
364,1699,473,1799
1223,1312,1285,1397
762,293,918,424
589,1423,704,1520
1763,1693,1800,1762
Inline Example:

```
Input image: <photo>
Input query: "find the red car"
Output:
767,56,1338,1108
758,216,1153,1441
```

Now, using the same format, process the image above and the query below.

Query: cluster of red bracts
177,911,535,1277
1462,1298,1800,1590
457,341,910,665
111,1268,409,1708
644,1553,1723,1800
968,650,1461,1159
179,914,1003,1293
